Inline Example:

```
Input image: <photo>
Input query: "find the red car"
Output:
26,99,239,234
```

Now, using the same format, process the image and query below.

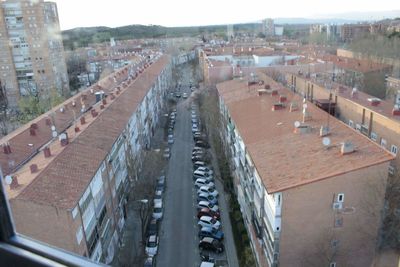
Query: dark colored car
146,218,159,236
197,207,220,220
198,237,224,253
198,226,224,241
195,140,210,148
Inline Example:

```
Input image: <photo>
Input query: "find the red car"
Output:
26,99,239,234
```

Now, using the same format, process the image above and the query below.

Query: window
72,206,78,219
381,138,387,148
370,132,377,141
337,193,344,203
391,145,398,156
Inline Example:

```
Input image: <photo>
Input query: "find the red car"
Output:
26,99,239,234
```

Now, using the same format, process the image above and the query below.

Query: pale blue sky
53,0,400,30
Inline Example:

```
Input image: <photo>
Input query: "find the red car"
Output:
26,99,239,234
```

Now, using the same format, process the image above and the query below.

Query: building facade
0,0,69,108
2,53,172,264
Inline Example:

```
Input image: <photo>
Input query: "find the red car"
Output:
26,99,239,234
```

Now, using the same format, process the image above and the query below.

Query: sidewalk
111,109,169,267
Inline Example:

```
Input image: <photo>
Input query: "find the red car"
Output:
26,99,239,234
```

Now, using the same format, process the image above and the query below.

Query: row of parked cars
191,104,225,267
143,174,166,266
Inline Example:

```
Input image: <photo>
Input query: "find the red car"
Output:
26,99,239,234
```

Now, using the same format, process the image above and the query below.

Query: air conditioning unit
332,202,343,210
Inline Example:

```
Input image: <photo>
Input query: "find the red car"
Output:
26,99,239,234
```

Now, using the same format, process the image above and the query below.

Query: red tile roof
217,74,394,193
7,55,170,209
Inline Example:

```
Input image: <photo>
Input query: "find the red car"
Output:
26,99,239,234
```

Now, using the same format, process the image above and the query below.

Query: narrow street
157,86,200,266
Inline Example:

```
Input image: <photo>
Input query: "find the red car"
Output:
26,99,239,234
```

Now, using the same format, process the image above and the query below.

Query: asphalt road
156,89,200,267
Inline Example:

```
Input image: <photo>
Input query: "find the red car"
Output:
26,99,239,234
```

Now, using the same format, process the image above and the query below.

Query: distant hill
61,23,261,50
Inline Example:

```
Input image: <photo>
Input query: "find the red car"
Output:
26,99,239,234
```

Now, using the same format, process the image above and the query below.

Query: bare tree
0,80,9,136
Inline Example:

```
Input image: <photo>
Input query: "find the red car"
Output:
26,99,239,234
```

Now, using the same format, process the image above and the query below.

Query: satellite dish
52,131,58,138
294,121,301,128
51,125,56,131
5,175,12,185
59,133,67,140
322,137,331,147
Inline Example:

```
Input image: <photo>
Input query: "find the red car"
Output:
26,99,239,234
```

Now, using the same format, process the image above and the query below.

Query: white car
195,178,214,189
196,166,214,176
197,200,219,212
183,92,188,99
197,186,219,198
193,169,213,181
145,235,159,256
152,201,163,220
154,190,163,204
198,216,221,230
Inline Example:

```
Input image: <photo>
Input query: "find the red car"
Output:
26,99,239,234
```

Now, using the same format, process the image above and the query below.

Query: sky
53,0,400,30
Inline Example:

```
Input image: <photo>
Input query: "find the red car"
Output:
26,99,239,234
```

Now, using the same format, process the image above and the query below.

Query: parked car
193,170,213,180
198,226,224,241
199,237,224,253
144,256,156,267
174,92,181,98
168,134,174,144
192,125,199,133
168,127,174,134
152,201,163,220
163,148,171,158
195,140,210,148
156,181,165,193
193,161,206,169
145,234,159,256
196,167,214,176
146,218,158,236
191,110,196,115
183,93,188,99
197,193,218,205
193,146,204,152
194,178,214,189
192,155,205,162
198,216,221,230
197,186,219,198
157,175,165,184
197,201,219,212
154,190,163,204
197,208,220,220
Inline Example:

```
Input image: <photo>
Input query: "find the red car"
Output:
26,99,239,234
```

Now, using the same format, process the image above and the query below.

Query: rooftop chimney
10,176,19,190
30,164,38,173
341,141,355,155
80,116,86,125
45,117,51,126
29,128,36,136
289,102,299,112
31,123,38,130
367,97,381,106
351,88,358,99
43,146,51,158
59,133,69,147
319,125,330,137
3,143,11,154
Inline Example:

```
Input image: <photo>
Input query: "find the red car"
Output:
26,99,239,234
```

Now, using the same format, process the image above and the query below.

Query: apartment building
217,75,393,267
286,73,400,174
0,53,172,263
0,0,69,108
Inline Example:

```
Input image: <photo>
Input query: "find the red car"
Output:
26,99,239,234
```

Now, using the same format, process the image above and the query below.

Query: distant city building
0,0,70,108
262,18,274,36
227,24,234,41
274,26,284,36
340,23,370,42
310,24,341,40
